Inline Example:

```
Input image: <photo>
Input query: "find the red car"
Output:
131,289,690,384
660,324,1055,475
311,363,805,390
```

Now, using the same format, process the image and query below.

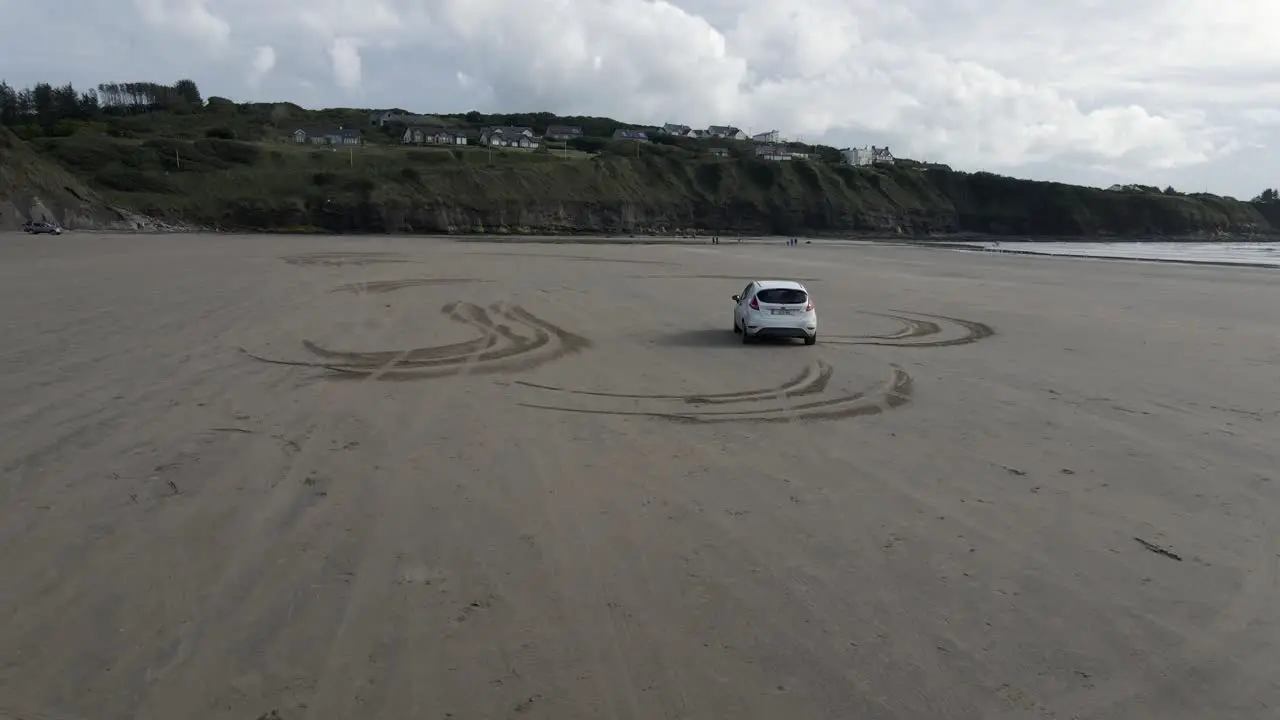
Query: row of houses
294,120,897,166
612,124,760,141
400,123,755,147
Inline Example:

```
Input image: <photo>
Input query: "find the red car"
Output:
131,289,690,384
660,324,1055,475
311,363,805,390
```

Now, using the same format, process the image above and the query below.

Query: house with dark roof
293,126,362,145
370,111,436,127
612,128,649,142
402,126,468,146
706,125,747,140
656,123,693,137
545,125,584,140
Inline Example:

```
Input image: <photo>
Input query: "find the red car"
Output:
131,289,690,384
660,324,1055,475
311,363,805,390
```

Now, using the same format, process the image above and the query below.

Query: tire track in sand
240,302,588,381
280,252,411,267
825,310,993,348
516,360,912,424
331,278,487,294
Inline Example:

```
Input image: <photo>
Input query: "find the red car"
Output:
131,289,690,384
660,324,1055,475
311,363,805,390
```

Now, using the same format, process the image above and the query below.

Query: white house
751,130,781,144
478,126,539,148
841,146,871,165
841,145,894,166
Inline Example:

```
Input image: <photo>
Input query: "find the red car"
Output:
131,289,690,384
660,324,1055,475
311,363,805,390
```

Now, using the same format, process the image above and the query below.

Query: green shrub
694,162,723,194
568,136,608,153
93,167,177,194
194,138,260,164
104,120,137,138
11,124,41,141
34,137,129,171
405,149,455,164
743,159,779,190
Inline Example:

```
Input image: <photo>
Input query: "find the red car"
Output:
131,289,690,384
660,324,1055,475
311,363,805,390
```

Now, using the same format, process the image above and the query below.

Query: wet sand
1,233,1277,719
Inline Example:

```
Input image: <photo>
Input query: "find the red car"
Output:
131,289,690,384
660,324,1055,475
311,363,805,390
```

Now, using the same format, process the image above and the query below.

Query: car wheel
741,327,751,344
733,318,740,333
804,334,817,346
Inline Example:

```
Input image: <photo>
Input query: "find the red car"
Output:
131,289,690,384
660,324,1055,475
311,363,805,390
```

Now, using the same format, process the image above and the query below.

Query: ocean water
953,241,1280,267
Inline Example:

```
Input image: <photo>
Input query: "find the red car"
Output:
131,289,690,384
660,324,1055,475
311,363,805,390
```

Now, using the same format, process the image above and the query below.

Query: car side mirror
731,294,740,302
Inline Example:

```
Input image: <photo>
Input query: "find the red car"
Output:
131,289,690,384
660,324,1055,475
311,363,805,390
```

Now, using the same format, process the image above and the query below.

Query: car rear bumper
750,326,814,339
743,314,817,337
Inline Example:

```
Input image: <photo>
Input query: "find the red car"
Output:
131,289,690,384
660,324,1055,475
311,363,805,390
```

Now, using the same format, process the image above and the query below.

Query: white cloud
132,0,230,46
5,0,1279,197
1242,108,1280,126
247,46,275,85
327,37,362,90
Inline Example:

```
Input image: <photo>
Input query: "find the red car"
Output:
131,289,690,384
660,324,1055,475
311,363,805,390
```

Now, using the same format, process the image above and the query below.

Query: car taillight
805,300,814,311
749,296,759,310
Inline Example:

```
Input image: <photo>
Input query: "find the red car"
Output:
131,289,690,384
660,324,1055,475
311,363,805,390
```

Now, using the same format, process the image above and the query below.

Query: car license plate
771,309,794,315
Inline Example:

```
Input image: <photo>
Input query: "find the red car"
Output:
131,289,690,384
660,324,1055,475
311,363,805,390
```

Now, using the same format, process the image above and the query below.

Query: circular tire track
460,251,674,266
332,278,487,294
281,252,409,267
241,301,588,380
826,310,993,347
516,360,912,423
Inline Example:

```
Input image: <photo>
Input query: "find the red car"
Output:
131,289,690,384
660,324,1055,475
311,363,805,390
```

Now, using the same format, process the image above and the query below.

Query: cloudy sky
2,0,1277,198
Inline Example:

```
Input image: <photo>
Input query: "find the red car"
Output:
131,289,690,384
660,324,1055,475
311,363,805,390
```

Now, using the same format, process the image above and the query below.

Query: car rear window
755,288,807,305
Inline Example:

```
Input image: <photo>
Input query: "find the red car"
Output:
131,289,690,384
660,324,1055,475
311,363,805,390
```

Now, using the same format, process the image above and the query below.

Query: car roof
751,280,807,291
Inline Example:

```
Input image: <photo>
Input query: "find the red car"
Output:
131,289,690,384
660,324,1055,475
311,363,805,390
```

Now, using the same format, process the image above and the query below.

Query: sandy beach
1,232,1277,719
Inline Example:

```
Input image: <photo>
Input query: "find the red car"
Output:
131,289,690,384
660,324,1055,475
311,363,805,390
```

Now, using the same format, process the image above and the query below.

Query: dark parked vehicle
23,221,63,235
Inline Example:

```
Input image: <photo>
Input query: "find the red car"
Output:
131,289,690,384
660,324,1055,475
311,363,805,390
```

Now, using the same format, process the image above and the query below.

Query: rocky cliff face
1,129,106,229
211,187,1274,240
0,129,195,231
7,130,1276,238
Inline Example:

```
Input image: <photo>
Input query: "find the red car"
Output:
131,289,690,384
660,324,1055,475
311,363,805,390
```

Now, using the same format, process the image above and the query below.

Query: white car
732,280,817,345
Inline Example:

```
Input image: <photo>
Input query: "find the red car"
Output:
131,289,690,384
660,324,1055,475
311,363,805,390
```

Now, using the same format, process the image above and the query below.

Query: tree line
0,78,203,131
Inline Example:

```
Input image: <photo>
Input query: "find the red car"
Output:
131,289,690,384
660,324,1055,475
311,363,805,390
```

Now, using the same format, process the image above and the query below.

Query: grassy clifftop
2,97,1276,237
